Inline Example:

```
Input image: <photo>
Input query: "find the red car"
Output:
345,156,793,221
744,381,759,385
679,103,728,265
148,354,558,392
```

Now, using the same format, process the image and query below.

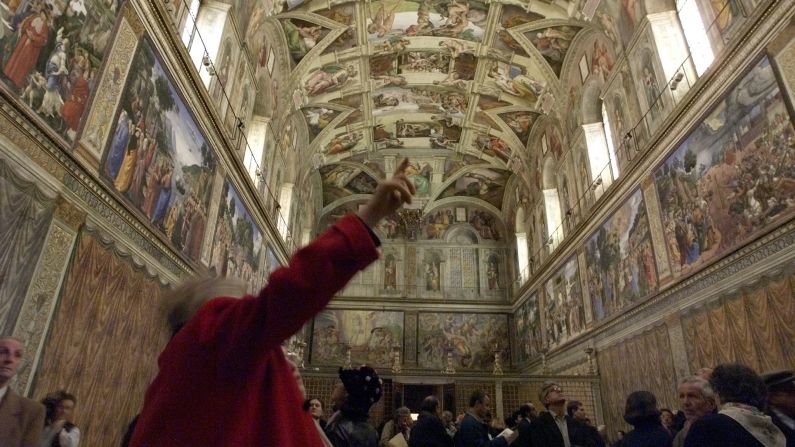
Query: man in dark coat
529,382,598,447
513,403,538,447
567,400,606,447
410,396,453,447
454,390,517,447
762,370,795,447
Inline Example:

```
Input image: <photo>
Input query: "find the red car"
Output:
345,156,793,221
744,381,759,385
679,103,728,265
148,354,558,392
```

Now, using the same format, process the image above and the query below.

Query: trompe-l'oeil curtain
598,325,678,436
34,232,171,447
683,275,795,373
0,159,56,335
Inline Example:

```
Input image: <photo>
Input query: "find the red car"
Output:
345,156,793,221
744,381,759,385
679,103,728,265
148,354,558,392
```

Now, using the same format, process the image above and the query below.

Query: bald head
0,337,24,386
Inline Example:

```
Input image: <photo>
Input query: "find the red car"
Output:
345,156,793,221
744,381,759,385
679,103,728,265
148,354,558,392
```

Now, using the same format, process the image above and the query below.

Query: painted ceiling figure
368,1,403,37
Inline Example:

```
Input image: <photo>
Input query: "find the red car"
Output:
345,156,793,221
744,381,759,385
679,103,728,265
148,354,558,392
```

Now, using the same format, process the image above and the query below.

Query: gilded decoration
80,18,140,160
12,222,78,394
0,105,65,180
55,199,87,230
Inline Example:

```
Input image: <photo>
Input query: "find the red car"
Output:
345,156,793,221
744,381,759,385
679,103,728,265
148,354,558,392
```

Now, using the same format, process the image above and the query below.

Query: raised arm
195,158,416,356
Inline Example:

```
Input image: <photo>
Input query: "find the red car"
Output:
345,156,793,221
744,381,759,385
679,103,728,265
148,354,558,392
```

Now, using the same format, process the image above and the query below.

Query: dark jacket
325,411,379,447
513,418,532,447
684,413,769,447
529,412,599,447
572,421,607,447
410,412,454,447
454,413,508,447
769,410,795,447
616,419,671,447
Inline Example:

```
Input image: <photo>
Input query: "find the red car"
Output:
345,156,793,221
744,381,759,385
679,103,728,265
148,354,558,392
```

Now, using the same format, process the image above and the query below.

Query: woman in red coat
130,159,415,447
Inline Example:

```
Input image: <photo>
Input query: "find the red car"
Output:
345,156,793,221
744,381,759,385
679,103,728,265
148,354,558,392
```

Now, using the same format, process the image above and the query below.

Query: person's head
395,406,411,428
677,376,716,421
420,395,440,415
335,365,383,418
539,381,566,412
469,390,491,419
441,410,454,425
659,408,674,428
55,392,76,422
763,370,795,418
0,337,23,386
303,398,324,420
617,430,625,440
518,403,537,421
623,391,661,426
709,363,767,409
163,277,247,336
567,400,587,422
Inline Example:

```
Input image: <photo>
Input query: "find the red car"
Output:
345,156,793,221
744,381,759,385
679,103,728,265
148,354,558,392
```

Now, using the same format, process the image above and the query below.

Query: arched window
602,102,620,179
244,117,269,185
583,102,619,199
677,0,715,76
277,183,294,239
180,0,201,46
515,206,530,282
185,1,226,87
542,157,563,251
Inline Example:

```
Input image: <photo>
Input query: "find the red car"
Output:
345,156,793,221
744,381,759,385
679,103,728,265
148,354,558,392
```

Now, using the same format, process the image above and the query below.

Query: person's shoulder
11,391,45,415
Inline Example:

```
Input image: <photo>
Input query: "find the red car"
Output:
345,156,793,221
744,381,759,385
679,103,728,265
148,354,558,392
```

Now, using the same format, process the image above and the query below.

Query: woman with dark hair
616,391,672,447
41,391,80,447
684,363,785,447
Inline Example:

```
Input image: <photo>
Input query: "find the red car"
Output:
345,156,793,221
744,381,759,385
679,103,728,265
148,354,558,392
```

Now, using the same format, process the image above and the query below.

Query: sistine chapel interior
0,0,794,445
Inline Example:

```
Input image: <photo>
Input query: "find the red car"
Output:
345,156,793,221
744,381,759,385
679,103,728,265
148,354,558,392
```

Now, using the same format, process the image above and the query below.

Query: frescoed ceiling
240,0,623,230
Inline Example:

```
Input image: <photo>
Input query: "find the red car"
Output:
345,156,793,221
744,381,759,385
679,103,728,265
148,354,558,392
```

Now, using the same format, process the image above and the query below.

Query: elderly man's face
0,338,23,383
678,382,715,421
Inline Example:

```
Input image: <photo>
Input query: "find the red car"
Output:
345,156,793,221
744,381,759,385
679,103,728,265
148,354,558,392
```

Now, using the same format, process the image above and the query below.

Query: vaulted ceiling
242,0,631,236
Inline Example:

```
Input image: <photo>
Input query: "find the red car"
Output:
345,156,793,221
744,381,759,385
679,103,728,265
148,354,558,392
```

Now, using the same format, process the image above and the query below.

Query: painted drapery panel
210,180,265,293
100,38,217,262
0,159,56,335
311,309,403,368
417,313,508,370
514,292,542,365
655,56,795,277
33,231,170,447
544,256,586,348
0,1,122,142
585,189,658,321
682,274,795,374
598,325,678,438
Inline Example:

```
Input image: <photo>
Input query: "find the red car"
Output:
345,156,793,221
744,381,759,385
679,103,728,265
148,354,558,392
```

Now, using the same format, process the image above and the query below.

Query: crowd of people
300,364,793,447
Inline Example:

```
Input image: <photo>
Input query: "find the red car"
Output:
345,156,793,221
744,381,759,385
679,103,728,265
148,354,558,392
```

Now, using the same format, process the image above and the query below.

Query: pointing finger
394,157,410,177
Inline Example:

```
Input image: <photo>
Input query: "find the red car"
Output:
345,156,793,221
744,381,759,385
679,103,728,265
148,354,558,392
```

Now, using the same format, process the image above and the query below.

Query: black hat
762,370,795,391
339,365,383,412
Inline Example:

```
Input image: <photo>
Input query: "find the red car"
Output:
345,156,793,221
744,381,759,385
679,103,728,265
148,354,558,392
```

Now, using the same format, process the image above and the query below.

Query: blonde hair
162,277,248,332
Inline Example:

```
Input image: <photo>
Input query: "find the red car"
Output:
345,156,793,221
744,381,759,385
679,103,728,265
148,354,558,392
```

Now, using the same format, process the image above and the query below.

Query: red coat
130,214,379,446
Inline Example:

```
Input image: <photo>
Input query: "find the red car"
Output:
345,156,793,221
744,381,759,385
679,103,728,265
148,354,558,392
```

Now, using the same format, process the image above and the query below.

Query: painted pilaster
641,178,673,283
665,315,691,381
13,201,84,395
77,6,144,168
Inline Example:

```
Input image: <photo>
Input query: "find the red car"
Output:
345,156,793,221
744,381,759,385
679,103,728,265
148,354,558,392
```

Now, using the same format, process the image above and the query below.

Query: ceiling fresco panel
524,25,581,77
438,168,511,208
366,0,490,43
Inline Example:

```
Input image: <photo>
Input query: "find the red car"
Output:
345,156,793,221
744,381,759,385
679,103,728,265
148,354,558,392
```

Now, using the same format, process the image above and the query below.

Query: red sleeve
193,214,379,360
